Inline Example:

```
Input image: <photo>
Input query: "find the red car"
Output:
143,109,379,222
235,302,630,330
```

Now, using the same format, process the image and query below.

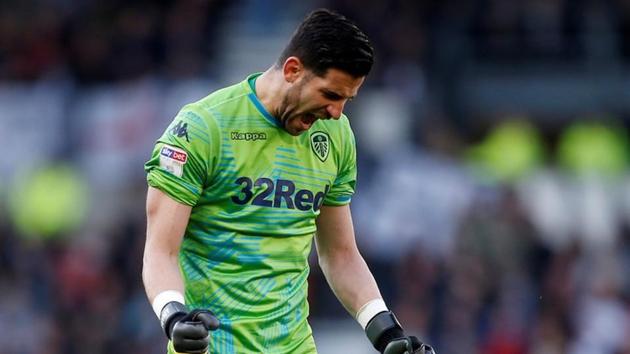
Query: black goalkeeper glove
365,311,436,354
159,301,220,354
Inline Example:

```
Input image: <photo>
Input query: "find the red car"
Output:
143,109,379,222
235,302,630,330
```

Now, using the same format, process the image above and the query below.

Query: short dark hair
278,9,374,78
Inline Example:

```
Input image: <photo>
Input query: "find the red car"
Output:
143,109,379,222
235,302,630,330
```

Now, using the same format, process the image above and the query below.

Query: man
143,9,436,354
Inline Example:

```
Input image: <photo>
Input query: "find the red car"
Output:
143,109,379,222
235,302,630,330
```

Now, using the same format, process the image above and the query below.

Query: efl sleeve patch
159,144,188,177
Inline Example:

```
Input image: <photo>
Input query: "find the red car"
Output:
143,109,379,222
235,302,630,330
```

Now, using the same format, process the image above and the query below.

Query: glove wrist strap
159,301,188,340
365,311,405,352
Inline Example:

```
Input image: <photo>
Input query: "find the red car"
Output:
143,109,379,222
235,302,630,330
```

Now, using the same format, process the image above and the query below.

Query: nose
326,101,345,120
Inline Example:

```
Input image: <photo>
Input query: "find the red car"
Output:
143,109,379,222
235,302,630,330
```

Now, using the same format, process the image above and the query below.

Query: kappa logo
310,131,330,162
170,120,190,142
231,131,267,141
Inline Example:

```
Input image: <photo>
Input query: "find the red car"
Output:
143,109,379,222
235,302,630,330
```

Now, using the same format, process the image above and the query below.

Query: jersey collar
245,73,282,128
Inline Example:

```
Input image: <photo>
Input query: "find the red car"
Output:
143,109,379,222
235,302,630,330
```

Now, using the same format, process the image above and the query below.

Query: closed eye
323,91,343,101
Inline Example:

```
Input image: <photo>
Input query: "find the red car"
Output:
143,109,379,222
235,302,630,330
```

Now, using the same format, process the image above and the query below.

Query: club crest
310,131,330,162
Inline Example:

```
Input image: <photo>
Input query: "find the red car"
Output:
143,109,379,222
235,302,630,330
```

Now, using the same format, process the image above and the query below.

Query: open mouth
302,113,317,125
287,112,324,135
294,113,318,132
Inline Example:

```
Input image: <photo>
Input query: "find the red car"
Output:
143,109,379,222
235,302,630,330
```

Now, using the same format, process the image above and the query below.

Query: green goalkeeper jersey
145,73,357,354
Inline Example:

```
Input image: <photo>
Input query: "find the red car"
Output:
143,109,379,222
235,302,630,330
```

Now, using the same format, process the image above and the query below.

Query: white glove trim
152,290,185,318
356,298,389,329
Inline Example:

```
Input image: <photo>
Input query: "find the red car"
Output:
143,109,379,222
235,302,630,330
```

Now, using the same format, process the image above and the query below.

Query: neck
254,68,285,119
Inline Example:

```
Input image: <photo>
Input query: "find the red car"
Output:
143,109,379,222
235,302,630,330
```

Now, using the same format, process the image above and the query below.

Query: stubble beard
278,79,306,132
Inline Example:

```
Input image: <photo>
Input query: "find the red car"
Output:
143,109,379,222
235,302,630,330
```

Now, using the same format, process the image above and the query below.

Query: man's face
279,68,365,136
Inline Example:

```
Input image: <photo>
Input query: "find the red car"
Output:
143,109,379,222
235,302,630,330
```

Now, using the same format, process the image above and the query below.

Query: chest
217,127,337,212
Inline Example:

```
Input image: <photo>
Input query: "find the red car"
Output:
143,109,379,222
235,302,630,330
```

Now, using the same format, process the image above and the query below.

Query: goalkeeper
142,8,436,354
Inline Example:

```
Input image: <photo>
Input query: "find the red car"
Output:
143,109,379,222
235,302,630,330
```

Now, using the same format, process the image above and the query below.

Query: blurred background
2,0,630,353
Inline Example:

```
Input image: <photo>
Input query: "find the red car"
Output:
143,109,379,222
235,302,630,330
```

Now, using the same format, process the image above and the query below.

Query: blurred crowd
2,0,630,353
0,0,229,82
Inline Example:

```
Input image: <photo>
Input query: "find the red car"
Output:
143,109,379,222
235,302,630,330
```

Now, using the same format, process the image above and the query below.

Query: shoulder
176,80,248,127
194,78,252,113
184,79,260,130
316,114,355,148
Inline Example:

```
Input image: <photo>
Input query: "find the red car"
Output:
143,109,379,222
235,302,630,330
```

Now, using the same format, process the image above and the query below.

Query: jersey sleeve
145,106,220,206
324,121,357,206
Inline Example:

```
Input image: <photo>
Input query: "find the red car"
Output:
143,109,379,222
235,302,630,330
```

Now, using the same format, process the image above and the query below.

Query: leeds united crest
310,131,330,162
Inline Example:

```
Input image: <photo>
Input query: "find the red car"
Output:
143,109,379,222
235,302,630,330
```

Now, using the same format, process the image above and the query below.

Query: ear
282,56,303,83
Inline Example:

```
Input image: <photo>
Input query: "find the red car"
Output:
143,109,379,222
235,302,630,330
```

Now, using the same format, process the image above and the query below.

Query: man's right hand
365,311,435,354
160,301,221,354
382,335,435,354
